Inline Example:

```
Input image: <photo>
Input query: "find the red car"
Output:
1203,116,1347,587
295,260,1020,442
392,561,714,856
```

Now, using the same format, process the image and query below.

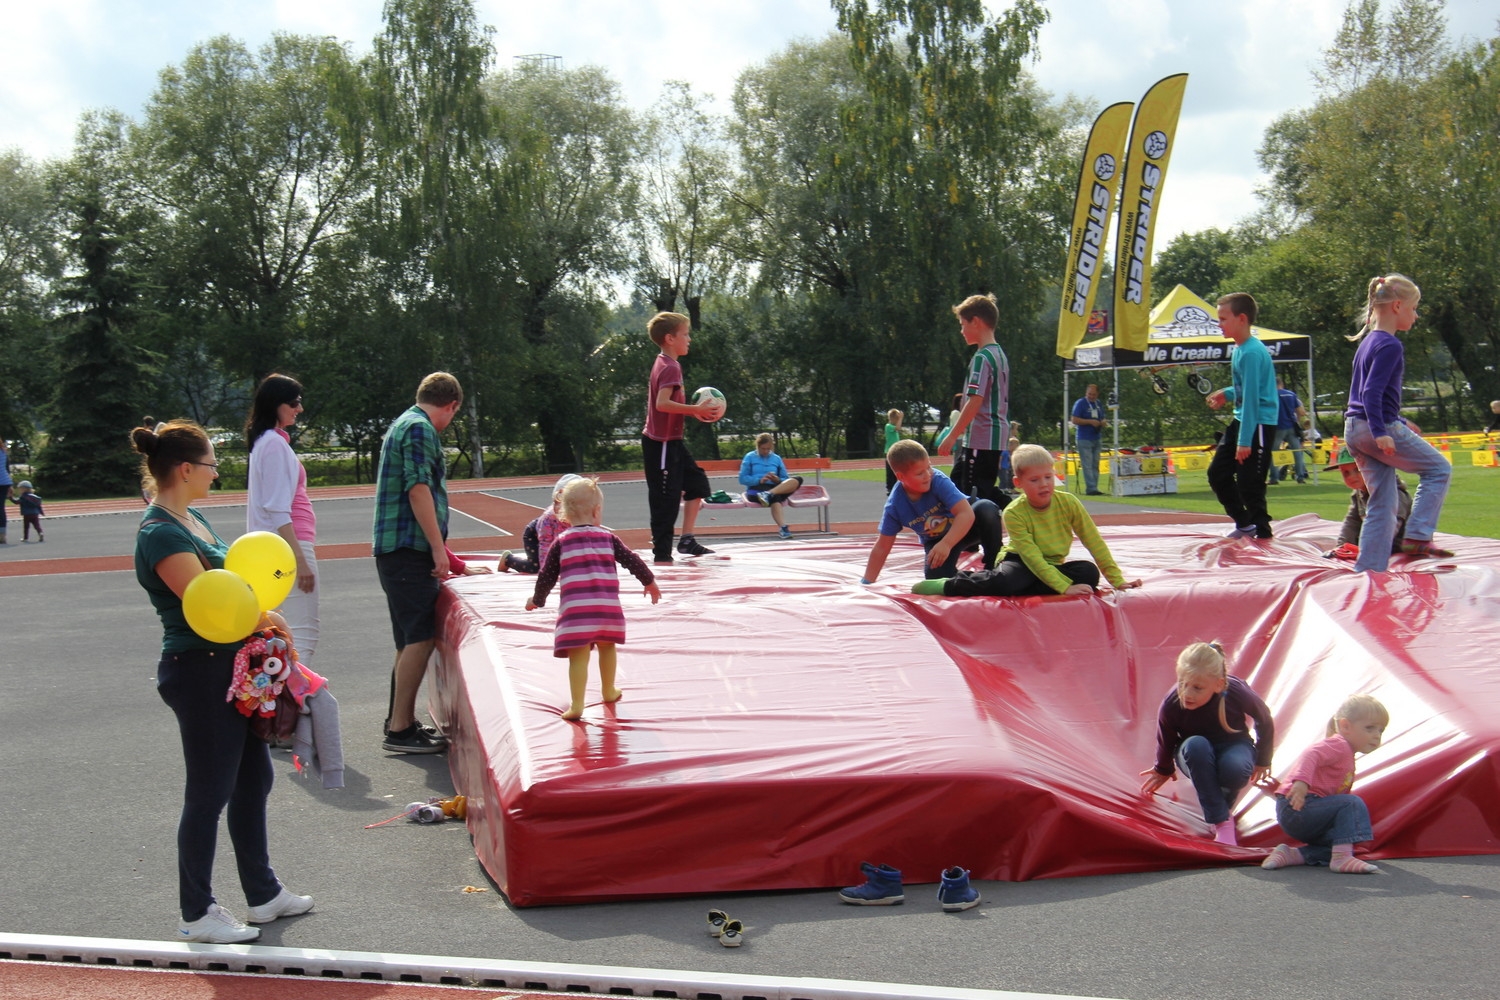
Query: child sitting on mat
913,444,1140,597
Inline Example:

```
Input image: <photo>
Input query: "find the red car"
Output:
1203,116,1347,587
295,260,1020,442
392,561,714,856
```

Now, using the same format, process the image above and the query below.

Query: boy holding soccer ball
642,312,721,564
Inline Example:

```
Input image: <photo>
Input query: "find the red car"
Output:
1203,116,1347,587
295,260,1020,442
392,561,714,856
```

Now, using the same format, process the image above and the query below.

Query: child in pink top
526,478,660,720
1262,694,1388,874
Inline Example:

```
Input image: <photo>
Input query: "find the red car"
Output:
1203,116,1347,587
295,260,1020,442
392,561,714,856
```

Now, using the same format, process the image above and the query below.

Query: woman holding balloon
245,373,319,661
133,420,312,944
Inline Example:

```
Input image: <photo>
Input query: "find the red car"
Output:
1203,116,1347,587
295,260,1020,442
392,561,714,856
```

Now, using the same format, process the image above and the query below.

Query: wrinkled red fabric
431,514,1500,906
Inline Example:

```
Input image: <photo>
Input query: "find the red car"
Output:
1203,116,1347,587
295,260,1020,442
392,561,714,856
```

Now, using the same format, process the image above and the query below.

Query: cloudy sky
3,0,1496,247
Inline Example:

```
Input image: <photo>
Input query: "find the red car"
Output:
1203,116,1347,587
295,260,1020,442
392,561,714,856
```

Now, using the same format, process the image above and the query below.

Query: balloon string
364,803,423,829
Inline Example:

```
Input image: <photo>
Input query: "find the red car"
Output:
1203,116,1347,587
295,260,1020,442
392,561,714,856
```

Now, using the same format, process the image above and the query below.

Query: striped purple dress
531,525,656,657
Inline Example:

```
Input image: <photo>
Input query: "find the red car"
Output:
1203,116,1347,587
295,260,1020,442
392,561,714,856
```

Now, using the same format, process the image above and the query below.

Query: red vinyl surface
430,515,1500,906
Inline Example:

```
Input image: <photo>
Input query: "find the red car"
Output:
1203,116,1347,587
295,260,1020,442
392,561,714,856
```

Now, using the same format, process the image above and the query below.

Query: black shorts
642,436,712,503
375,548,443,648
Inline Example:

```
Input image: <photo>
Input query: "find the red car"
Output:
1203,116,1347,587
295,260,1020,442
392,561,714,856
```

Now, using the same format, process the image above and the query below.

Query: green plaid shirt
372,405,448,556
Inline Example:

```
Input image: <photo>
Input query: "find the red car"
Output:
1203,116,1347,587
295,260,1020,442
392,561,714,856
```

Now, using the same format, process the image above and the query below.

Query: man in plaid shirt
373,372,463,754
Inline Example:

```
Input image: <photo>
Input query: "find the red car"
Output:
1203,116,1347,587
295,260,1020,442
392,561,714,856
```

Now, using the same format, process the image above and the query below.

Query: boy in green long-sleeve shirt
913,445,1140,597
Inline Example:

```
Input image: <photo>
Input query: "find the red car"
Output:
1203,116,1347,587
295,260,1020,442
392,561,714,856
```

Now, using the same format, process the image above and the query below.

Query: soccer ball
693,386,727,423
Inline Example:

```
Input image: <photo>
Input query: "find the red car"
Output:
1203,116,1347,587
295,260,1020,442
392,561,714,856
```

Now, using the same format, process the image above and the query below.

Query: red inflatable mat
430,515,1500,906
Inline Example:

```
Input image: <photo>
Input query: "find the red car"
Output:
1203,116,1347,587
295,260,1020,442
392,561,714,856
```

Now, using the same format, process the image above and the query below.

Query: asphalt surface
2,473,1497,1000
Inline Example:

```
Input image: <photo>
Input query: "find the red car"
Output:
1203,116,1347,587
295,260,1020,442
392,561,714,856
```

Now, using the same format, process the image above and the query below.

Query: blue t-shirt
1071,396,1104,442
878,470,968,550
1275,388,1302,430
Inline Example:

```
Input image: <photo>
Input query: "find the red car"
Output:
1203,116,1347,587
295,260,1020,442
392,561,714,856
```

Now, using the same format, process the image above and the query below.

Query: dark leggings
942,552,1100,597
926,498,1003,579
157,649,282,921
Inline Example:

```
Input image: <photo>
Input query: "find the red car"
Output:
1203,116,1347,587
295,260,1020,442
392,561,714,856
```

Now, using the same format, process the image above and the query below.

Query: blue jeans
1274,793,1374,866
1269,426,1306,482
1176,736,1255,824
1076,437,1101,493
157,649,282,921
925,498,1002,579
1344,417,1450,572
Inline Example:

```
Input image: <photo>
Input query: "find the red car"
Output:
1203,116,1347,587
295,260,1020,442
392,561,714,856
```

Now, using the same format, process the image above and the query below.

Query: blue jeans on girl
1345,416,1450,572
1176,736,1255,825
1274,793,1374,866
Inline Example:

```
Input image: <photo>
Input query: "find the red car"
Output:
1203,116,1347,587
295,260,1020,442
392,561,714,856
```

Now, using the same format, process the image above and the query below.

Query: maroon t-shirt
643,353,685,442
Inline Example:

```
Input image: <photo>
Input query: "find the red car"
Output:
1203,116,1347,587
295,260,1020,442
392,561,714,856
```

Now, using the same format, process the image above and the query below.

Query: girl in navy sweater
1141,641,1275,847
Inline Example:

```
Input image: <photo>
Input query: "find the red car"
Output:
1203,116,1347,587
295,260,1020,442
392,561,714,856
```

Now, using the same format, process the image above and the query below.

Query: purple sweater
1345,330,1406,439
1152,676,1276,776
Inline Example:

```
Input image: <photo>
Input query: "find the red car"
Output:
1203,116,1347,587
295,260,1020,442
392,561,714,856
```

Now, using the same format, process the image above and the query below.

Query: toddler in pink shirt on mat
1262,694,1387,874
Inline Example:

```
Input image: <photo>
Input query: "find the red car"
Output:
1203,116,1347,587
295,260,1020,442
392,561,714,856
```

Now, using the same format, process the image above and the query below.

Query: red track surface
0,960,568,998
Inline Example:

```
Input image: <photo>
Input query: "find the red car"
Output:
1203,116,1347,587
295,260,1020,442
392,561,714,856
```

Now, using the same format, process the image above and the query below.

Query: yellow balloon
183,569,261,644
225,531,298,613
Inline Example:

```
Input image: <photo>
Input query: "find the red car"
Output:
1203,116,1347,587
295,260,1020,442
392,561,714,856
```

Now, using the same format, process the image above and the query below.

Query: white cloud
1,0,1494,250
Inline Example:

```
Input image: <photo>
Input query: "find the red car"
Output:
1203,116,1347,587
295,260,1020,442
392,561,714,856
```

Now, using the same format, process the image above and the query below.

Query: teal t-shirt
135,506,242,654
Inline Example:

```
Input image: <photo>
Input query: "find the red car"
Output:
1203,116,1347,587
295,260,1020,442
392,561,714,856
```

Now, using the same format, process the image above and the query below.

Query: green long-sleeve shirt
1000,491,1127,593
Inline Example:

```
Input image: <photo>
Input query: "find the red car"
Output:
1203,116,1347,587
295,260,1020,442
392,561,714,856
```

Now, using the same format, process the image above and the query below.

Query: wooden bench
690,456,834,532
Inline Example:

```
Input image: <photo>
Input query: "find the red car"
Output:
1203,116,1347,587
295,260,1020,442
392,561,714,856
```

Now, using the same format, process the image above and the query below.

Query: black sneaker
677,534,715,556
382,724,448,754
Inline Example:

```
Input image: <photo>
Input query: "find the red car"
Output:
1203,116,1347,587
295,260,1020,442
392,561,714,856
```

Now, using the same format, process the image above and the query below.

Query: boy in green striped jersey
936,294,1010,505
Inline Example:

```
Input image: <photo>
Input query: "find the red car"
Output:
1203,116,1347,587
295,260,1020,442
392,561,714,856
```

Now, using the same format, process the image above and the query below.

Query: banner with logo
1055,102,1133,359
1112,73,1188,353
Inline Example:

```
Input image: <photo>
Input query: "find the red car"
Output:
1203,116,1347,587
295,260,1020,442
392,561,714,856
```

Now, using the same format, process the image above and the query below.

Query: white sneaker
246,887,315,924
178,902,260,943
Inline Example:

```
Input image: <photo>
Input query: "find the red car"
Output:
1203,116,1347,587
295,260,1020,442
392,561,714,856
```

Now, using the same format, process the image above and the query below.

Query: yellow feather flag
1113,73,1188,353
1055,102,1133,359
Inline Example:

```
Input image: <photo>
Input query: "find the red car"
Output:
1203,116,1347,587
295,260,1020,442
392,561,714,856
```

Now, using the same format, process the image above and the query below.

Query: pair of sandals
706,909,743,947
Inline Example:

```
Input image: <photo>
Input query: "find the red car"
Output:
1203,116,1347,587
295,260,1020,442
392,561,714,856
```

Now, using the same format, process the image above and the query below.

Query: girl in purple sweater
1140,641,1275,847
1343,274,1451,571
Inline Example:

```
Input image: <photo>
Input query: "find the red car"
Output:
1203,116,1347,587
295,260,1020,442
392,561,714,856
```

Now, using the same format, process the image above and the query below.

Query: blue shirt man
1070,383,1106,495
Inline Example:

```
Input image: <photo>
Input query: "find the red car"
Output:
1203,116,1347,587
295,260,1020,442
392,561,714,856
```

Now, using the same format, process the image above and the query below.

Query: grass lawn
827,462,1500,540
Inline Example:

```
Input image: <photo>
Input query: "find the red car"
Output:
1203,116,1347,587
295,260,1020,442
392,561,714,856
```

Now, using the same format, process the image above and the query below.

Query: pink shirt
1277,734,1357,798
643,353,685,442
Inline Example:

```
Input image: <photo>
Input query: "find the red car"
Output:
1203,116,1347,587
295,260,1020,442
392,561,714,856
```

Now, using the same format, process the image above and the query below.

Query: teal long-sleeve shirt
1218,335,1279,447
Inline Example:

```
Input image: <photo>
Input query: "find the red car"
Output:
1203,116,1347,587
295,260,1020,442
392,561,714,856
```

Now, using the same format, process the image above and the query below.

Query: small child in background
1263,694,1388,874
913,445,1138,597
1139,641,1275,846
527,478,661,721
501,473,578,574
883,408,904,495
442,546,493,577
862,439,1002,584
1323,445,1411,561
12,481,43,542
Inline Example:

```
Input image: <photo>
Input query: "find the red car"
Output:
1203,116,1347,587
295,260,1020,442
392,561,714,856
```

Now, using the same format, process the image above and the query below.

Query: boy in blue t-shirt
862,440,1002,583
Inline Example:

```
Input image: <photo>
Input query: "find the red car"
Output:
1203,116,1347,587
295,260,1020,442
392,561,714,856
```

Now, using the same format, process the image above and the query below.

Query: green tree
131,33,370,383
486,62,639,472
35,115,156,497
0,150,61,441
366,0,514,477
729,0,1065,456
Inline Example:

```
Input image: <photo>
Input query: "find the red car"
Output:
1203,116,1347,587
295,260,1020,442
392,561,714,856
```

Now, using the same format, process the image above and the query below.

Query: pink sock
1330,845,1379,874
1212,819,1238,846
1261,844,1304,870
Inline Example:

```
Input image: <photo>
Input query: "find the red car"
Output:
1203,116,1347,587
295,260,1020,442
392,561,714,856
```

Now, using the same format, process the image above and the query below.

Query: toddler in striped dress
527,478,660,720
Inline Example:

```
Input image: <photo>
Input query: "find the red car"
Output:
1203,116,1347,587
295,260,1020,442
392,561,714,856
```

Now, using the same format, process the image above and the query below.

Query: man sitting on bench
739,433,804,540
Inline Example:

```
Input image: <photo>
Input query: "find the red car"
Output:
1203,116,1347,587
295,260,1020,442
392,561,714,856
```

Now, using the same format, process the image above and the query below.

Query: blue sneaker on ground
838,862,904,905
937,866,980,911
